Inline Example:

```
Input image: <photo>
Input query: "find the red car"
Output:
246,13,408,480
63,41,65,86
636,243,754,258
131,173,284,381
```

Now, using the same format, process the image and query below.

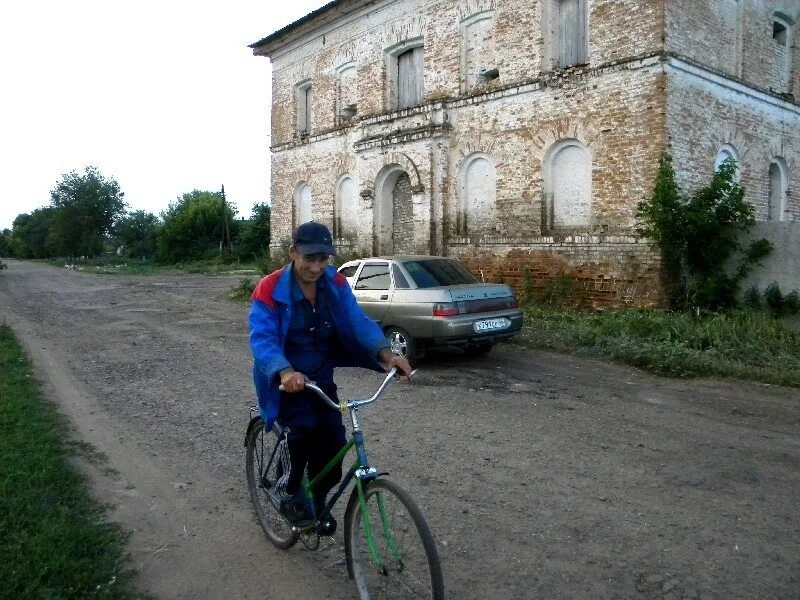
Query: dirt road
1,260,798,599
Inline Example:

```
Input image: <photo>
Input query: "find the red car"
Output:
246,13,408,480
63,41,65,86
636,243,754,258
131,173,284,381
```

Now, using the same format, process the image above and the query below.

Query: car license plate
473,318,510,333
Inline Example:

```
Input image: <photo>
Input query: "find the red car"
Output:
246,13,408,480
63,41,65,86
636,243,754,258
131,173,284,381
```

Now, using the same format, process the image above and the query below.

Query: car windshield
402,259,479,288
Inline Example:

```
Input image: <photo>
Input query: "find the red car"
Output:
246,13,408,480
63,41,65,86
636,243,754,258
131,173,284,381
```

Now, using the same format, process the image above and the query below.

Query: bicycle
244,367,445,600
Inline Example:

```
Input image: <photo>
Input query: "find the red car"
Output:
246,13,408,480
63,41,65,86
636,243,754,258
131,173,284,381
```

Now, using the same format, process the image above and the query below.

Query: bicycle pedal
291,520,316,532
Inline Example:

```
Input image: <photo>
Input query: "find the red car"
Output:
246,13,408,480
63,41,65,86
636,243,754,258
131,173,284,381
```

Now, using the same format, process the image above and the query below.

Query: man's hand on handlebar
279,369,308,393
379,349,413,380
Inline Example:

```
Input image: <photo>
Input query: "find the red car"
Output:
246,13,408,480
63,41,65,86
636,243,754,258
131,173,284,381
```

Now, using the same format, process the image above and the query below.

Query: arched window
294,183,312,227
385,39,424,110
335,176,359,238
772,14,794,94
768,159,788,221
714,145,740,182
544,140,592,230
458,155,497,235
294,80,312,135
336,62,357,124
720,0,743,76
461,12,497,92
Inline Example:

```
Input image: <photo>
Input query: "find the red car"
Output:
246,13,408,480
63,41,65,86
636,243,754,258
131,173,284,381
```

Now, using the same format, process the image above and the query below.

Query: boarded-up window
295,184,312,226
772,17,792,93
458,156,496,235
396,47,424,109
768,161,787,221
462,12,496,91
720,0,742,76
547,141,591,229
337,64,357,123
295,81,312,134
392,172,414,253
335,176,359,238
557,0,587,68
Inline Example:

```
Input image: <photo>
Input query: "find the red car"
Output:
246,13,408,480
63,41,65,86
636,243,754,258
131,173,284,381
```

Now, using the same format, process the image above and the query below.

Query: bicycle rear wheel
344,478,444,600
245,418,298,549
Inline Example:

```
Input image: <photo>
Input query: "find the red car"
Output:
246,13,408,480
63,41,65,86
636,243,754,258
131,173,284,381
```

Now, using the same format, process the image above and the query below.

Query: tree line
0,167,270,263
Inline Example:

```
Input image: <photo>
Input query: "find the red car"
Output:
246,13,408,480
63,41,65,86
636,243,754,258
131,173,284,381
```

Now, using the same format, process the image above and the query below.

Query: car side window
392,264,410,289
339,264,359,278
355,263,391,290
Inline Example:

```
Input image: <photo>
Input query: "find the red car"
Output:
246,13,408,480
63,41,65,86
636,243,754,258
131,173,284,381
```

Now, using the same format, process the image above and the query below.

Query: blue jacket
249,264,388,427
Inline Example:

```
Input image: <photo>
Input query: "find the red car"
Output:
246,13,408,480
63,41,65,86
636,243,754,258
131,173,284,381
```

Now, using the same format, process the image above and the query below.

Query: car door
353,261,393,322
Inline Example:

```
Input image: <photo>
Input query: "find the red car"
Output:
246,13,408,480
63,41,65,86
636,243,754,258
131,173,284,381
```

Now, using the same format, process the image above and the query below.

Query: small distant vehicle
337,255,523,358
0,259,6,270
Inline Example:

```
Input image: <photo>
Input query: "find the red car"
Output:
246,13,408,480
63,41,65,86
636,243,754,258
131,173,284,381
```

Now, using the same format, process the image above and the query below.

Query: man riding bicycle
249,221,412,533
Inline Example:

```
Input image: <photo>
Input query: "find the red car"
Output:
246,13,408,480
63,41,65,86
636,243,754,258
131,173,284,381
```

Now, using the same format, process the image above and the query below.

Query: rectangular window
771,19,792,93
337,64,357,124
557,0,587,67
462,13,497,92
295,81,312,134
396,47,424,109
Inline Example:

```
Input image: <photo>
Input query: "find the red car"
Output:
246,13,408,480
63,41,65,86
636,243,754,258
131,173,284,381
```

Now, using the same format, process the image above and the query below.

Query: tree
10,209,57,259
0,229,13,258
48,166,126,258
114,211,160,261
638,155,771,310
157,190,236,263
234,202,271,260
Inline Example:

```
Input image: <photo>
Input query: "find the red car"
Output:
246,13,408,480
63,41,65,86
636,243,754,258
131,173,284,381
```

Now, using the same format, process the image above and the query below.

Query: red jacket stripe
251,269,283,308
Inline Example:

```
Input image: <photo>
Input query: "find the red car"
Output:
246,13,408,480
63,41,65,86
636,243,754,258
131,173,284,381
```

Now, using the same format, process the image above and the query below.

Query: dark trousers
277,382,346,511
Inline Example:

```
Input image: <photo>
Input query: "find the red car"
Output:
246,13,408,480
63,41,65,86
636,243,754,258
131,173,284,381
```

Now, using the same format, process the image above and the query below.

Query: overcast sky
0,0,328,230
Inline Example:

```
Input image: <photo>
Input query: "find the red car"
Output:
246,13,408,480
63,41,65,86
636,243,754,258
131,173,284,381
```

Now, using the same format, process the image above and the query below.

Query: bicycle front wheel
344,478,444,600
245,418,298,549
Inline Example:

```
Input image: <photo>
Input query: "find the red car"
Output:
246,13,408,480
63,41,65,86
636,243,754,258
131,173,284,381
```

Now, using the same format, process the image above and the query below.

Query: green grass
518,305,800,387
44,257,259,276
0,325,140,598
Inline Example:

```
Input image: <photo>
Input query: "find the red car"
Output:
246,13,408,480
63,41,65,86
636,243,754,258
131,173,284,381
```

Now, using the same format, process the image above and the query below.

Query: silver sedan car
337,256,523,358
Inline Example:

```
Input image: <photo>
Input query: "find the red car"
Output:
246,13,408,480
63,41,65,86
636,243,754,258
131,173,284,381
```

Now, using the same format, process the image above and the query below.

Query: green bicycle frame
302,429,404,570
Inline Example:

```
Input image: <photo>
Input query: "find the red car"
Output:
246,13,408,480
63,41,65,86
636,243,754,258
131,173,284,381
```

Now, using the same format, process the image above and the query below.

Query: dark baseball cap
292,221,337,256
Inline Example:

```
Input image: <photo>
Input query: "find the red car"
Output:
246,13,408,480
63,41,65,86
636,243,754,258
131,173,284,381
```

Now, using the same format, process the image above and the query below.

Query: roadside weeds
0,324,142,599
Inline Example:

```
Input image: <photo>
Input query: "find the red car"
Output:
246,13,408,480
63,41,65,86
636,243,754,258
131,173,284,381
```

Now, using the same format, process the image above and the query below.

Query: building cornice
269,53,799,154
270,54,663,153
250,0,393,60
665,55,800,117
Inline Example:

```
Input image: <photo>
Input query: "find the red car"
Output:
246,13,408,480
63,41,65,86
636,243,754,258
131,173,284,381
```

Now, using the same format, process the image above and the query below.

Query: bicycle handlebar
279,367,413,412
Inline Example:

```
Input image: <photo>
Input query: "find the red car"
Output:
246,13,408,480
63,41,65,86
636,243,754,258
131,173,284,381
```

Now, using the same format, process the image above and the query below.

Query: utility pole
220,184,232,253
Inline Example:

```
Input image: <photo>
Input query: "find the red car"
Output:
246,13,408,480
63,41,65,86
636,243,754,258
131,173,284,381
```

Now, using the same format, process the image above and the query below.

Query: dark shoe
280,493,313,526
317,514,337,536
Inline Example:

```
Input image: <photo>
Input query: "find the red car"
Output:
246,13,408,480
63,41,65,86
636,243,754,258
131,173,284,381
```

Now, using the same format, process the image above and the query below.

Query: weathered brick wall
269,0,667,146
257,0,797,307
667,0,800,95
444,62,666,240
666,63,800,221
458,241,664,308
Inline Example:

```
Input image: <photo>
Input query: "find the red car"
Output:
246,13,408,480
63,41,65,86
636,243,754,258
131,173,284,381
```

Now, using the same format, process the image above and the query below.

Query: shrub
762,282,800,316
742,286,762,310
785,291,800,315
228,277,256,301
521,267,535,306
764,282,784,314
638,155,772,311
542,274,577,307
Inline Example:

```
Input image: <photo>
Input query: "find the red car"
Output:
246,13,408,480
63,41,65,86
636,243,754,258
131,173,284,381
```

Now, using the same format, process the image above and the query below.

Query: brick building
250,0,800,306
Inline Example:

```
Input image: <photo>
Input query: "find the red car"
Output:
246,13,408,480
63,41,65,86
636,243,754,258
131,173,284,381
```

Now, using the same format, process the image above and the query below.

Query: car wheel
385,326,416,360
464,343,494,358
